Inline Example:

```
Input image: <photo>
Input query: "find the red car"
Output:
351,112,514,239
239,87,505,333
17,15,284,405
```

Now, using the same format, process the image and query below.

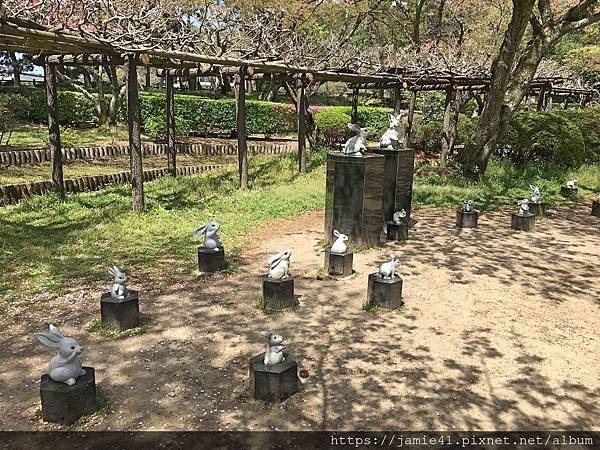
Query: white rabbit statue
268,250,292,279
260,331,286,365
36,325,86,386
194,221,222,252
461,200,475,212
392,209,407,224
379,112,408,149
342,123,368,156
517,199,530,215
530,185,541,203
107,266,128,299
566,179,577,189
378,255,400,279
330,230,348,254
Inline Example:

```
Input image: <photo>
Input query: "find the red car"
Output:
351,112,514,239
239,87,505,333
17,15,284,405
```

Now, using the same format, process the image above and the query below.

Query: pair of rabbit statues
342,112,408,156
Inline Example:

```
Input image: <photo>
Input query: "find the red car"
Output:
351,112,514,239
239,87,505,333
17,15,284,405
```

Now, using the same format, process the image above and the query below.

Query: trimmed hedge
314,106,392,144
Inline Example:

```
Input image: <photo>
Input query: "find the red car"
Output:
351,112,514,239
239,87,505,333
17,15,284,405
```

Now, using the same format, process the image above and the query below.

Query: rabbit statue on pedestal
260,331,286,365
331,230,349,254
461,200,475,213
378,255,401,279
342,123,368,156
36,325,86,386
194,221,222,252
107,266,128,299
268,250,292,279
379,112,408,150
530,185,541,203
393,209,407,223
566,179,577,189
517,199,530,215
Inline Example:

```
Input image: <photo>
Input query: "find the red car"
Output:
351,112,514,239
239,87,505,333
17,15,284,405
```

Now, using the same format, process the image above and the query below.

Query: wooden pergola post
406,91,417,145
350,87,359,124
166,72,176,176
127,54,145,211
235,66,248,189
536,85,547,111
44,60,64,197
394,85,403,114
441,85,458,166
297,77,307,173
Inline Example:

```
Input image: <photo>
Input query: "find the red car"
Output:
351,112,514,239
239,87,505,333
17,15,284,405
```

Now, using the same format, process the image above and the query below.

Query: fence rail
0,164,224,205
0,141,297,167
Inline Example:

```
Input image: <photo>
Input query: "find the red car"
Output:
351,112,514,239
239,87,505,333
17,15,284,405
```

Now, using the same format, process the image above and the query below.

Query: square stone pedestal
370,147,415,220
386,220,409,241
367,273,403,309
325,152,385,250
324,249,353,277
561,186,578,198
511,213,535,231
528,202,547,217
262,275,297,310
249,352,300,402
100,291,139,330
40,367,97,425
198,247,225,273
456,209,479,228
592,200,600,217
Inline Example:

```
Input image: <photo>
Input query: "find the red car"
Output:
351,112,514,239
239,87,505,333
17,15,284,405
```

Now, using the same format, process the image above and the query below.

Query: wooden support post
44,61,64,197
406,91,417,145
235,66,248,189
166,72,176,176
297,77,307,173
536,86,546,111
145,66,151,91
394,86,403,114
440,86,458,166
545,88,553,111
127,54,145,211
350,88,359,124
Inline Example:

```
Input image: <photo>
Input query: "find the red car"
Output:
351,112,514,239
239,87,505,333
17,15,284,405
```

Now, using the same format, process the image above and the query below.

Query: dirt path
1,203,599,431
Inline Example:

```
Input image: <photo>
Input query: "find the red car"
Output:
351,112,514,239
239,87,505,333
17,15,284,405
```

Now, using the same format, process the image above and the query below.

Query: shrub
314,108,351,146
144,115,191,142
500,111,586,167
559,105,600,162
60,127,81,149
0,93,32,145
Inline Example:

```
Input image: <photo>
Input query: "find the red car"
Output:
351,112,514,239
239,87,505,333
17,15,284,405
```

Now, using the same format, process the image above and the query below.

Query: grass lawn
0,150,598,304
0,154,236,185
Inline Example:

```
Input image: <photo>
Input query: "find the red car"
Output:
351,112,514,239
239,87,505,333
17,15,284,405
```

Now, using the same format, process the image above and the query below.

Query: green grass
86,316,152,338
413,159,600,210
0,151,598,304
0,152,325,302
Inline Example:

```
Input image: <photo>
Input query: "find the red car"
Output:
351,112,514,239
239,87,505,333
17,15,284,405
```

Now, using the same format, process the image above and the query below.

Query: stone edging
0,164,223,205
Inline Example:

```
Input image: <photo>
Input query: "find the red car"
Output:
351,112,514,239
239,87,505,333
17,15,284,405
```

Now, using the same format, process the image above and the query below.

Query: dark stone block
367,272,403,309
40,367,97,425
198,247,225,273
592,200,600,218
386,220,409,241
528,202,547,217
511,213,535,231
325,152,385,250
370,147,415,220
456,209,479,228
249,352,300,402
324,249,353,277
262,275,298,310
100,291,139,330
561,186,578,198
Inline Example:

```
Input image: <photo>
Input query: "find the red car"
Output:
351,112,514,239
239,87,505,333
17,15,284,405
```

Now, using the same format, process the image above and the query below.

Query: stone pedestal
511,213,535,231
261,275,297,310
456,209,479,228
592,200,600,217
40,367,97,425
198,247,225,273
367,273,403,309
561,186,578,198
249,352,300,402
100,291,139,330
370,147,415,220
325,152,385,250
324,249,353,277
386,220,409,241
528,202,547,217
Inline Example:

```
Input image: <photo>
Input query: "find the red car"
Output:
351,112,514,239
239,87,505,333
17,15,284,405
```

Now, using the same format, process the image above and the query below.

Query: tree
0,52,34,88
461,0,600,174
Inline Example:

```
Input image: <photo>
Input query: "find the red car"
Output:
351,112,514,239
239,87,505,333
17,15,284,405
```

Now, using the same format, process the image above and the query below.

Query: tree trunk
96,65,108,126
166,73,176,176
460,0,536,174
440,86,458,166
406,91,417,145
127,55,145,212
9,52,21,89
106,64,125,126
297,78,307,173
350,88,359,124
45,61,63,197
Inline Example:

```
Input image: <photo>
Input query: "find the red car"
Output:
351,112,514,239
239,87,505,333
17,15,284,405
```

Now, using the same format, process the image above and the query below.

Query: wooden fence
0,164,223,205
0,141,297,167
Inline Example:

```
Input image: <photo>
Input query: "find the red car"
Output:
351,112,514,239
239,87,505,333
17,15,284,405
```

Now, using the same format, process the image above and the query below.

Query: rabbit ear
49,324,64,339
334,230,340,237
260,331,271,338
194,225,207,239
107,267,115,277
36,333,61,348
113,266,121,275
347,123,361,133
388,113,394,123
